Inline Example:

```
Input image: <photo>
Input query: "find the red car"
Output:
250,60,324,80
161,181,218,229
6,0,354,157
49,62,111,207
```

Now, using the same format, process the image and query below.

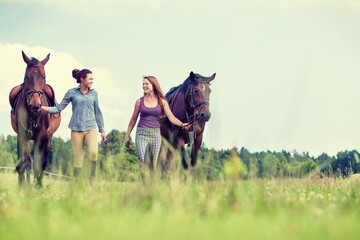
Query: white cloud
0,43,127,140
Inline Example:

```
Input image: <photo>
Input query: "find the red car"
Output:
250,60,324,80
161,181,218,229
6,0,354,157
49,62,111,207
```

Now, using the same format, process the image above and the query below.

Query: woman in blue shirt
41,69,106,179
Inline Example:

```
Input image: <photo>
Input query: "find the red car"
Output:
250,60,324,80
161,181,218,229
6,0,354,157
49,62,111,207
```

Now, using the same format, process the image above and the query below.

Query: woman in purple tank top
125,76,190,182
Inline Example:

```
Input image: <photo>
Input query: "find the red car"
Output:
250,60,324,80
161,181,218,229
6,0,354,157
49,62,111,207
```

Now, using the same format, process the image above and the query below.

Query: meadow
0,172,359,240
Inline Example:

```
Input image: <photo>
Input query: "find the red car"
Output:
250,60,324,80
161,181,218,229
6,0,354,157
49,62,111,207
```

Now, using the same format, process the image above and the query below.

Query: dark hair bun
72,69,80,79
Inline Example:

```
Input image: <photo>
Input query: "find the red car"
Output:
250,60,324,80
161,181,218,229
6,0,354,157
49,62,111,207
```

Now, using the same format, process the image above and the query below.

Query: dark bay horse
9,51,61,186
160,71,215,171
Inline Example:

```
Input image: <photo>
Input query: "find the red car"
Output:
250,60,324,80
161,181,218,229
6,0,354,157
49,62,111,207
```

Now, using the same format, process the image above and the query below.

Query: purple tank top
138,97,161,128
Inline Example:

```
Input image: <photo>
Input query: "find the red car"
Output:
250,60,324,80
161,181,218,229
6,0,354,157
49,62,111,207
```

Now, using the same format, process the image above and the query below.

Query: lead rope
186,112,197,147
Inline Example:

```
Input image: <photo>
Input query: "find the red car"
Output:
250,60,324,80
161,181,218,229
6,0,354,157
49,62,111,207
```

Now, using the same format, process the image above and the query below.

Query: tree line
1,129,359,181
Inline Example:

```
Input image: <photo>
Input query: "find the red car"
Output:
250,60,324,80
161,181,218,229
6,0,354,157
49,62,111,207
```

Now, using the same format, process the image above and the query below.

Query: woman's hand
124,136,130,148
101,132,106,144
181,123,191,131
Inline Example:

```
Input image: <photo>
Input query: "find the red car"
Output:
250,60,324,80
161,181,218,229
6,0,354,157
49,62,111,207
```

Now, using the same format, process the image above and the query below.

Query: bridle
26,89,45,107
186,82,210,125
184,82,210,145
21,65,46,137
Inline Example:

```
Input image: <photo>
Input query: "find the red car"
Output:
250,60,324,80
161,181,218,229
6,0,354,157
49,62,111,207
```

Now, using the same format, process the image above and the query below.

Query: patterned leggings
135,127,161,169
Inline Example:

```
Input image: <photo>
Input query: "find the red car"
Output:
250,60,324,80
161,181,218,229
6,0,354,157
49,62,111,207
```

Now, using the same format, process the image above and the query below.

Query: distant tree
322,164,333,177
47,137,72,175
334,168,342,178
259,153,280,178
274,152,289,177
0,151,16,167
195,145,223,180
0,135,17,166
99,129,139,181
332,151,358,177
223,147,247,182
314,153,335,177
100,129,123,156
239,147,258,178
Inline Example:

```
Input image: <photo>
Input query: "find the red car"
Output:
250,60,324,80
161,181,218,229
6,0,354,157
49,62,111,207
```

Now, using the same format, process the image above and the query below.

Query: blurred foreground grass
0,172,359,240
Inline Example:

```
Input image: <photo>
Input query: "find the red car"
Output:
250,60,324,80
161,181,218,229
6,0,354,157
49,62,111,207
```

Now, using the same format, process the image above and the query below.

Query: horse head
185,71,215,122
22,51,50,112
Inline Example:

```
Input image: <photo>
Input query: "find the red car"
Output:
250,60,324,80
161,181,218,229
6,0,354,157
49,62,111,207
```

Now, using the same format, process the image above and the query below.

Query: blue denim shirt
48,87,105,133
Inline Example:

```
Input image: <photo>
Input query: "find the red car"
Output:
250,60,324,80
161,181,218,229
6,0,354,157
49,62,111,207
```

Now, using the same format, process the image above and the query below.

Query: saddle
43,84,57,107
9,85,23,110
165,84,181,106
9,83,57,110
9,84,61,135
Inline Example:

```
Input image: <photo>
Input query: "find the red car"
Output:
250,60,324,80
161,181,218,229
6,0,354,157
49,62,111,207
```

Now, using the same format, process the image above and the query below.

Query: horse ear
189,71,196,81
208,73,216,82
41,53,50,65
22,51,30,64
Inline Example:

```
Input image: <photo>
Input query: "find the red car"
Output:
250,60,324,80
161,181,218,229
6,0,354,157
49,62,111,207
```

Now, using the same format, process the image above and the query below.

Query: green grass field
0,172,359,240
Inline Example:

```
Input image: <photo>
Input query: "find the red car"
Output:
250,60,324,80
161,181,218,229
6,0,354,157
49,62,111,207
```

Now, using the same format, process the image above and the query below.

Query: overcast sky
1,0,360,156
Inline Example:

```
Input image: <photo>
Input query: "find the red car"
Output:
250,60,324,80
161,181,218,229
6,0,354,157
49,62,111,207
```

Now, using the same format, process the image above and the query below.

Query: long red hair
144,76,166,116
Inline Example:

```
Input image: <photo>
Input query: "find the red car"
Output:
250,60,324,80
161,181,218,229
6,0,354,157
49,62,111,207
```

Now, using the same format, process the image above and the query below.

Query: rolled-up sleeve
48,90,72,114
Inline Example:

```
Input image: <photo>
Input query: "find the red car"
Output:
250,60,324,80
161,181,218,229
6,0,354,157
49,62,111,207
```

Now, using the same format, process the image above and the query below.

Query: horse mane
179,77,191,93
164,77,192,104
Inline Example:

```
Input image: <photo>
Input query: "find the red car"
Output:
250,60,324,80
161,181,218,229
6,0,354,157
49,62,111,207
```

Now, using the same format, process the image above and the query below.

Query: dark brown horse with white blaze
160,71,215,171
9,51,61,186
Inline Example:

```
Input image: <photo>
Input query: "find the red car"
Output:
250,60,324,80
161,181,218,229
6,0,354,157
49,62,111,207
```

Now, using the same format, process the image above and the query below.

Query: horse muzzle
29,106,41,114
199,112,211,122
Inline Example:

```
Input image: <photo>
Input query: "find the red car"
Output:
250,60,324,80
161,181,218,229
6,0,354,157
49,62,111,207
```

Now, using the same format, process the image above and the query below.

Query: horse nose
29,94,42,108
200,112,211,122
30,105,41,111
30,101,41,109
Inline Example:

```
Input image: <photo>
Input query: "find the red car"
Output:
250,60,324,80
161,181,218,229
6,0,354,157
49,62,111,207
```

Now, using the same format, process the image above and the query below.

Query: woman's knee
89,150,98,161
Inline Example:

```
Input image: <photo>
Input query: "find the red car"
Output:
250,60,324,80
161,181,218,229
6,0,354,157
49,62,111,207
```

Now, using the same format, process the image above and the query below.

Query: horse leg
190,135,203,167
15,136,30,185
159,144,169,178
33,136,50,187
40,136,52,184
160,140,173,172
25,154,32,184
177,138,190,169
33,141,42,187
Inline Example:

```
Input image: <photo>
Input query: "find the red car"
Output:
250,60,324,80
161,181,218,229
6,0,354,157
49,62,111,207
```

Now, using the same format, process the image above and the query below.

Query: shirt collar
76,86,94,92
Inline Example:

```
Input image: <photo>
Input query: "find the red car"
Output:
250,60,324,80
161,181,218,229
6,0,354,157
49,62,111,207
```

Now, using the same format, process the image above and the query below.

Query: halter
186,83,210,125
21,64,46,138
184,82,210,145
26,89,44,104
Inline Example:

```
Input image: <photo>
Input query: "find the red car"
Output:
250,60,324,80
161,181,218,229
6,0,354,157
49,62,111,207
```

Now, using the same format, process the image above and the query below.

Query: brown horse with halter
9,51,61,186
160,71,215,171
